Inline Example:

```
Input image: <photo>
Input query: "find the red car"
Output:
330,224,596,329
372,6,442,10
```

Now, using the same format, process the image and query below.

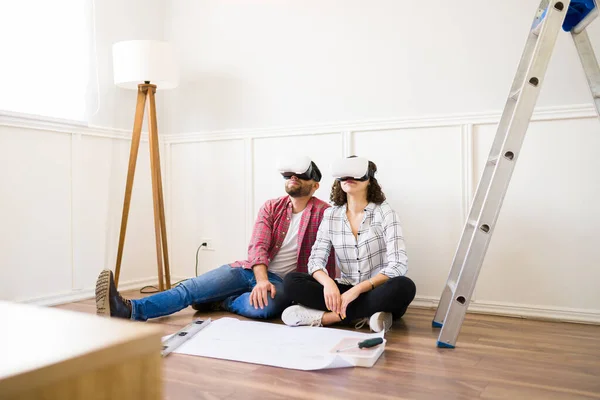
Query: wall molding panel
3,104,600,327
162,102,600,325
1,112,157,306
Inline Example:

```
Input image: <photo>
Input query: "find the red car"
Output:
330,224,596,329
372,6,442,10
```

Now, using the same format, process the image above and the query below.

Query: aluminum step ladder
433,0,600,348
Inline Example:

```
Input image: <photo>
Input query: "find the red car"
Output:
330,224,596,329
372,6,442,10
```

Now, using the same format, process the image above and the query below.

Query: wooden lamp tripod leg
148,86,172,290
114,87,147,288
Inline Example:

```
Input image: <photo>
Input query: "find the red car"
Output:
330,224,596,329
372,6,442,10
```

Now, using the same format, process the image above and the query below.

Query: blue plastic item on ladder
533,0,596,32
563,0,596,31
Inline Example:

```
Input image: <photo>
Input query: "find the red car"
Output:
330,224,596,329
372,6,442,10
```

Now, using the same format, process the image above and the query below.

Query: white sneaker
282,305,325,327
369,312,393,333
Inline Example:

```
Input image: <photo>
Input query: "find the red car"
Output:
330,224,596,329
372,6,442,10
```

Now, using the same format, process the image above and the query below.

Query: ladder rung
447,281,457,293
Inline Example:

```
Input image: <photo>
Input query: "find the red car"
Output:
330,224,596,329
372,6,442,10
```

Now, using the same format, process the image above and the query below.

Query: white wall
164,0,600,133
168,139,248,278
89,0,168,131
0,120,161,304
474,118,600,312
4,0,600,325
1,0,169,304
165,108,600,324
163,0,600,323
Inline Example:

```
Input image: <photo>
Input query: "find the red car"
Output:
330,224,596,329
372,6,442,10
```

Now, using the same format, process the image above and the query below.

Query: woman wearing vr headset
282,156,416,332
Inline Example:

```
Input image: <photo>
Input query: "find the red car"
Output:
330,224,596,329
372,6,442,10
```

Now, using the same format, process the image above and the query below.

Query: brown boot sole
95,269,111,317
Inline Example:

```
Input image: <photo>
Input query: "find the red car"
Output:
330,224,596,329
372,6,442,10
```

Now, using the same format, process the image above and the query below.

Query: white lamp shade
112,40,179,90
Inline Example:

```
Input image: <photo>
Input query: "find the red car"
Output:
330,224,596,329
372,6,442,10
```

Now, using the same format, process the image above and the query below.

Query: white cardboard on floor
164,317,386,371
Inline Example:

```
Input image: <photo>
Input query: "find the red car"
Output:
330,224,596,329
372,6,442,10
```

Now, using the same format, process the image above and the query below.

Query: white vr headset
277,156,322,182
331,156,373,181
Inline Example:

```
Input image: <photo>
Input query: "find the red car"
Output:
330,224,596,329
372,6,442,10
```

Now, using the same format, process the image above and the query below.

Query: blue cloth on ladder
563,0,596,31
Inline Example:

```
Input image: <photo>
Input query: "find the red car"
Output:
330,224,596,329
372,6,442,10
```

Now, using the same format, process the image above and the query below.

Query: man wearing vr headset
281,156,416,333
95,156,336,322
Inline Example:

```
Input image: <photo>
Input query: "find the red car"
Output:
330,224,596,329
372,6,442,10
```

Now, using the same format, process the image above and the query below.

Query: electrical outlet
199,238,214,251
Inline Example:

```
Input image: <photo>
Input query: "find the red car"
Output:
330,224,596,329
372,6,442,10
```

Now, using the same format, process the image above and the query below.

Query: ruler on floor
161,318,212,357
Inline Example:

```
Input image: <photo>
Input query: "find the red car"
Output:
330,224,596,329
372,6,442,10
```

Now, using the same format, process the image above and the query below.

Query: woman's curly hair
330,160,386,206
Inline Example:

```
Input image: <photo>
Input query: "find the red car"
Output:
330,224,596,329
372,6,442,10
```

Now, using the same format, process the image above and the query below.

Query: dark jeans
283,272,416,321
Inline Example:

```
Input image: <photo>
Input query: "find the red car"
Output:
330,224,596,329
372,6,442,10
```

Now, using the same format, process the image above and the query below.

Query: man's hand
339,286,361,320
323,280,341,314
250,264,274,309
250,280,276,309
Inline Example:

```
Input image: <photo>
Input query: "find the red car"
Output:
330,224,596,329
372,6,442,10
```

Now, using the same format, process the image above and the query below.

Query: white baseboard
18,276,188,307
467,299,600,325
410,296,600,325
410,295,440,310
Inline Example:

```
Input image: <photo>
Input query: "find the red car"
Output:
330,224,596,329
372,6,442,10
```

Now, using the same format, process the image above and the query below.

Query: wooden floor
55,290,600,400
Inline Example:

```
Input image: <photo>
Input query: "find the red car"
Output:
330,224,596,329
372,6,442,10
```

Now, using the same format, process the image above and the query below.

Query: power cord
139,242,207,294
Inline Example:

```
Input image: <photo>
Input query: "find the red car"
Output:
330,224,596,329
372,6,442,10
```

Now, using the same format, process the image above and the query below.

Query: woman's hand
323,279,341,314
340,287,361,319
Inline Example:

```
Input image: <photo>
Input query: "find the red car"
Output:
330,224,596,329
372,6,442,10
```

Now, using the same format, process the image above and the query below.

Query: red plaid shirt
230,196,336,277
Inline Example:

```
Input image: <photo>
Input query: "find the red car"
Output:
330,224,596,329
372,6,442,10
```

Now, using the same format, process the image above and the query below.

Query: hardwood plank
481,383,600,400
53,289,600,399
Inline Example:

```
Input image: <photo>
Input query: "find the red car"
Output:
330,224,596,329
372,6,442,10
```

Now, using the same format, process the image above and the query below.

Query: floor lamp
112,40,179,291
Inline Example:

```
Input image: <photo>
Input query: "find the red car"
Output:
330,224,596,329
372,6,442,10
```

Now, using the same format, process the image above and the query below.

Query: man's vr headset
277,156,322,182
331,156,374,182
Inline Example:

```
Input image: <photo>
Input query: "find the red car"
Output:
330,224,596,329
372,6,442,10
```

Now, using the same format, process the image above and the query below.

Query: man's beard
286,182,312,198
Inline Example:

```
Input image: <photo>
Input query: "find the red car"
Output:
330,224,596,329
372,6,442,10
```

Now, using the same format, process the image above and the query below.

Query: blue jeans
130,265,290,321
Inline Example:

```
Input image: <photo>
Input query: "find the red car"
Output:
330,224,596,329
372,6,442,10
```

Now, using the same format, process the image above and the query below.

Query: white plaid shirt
308,201,408,285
